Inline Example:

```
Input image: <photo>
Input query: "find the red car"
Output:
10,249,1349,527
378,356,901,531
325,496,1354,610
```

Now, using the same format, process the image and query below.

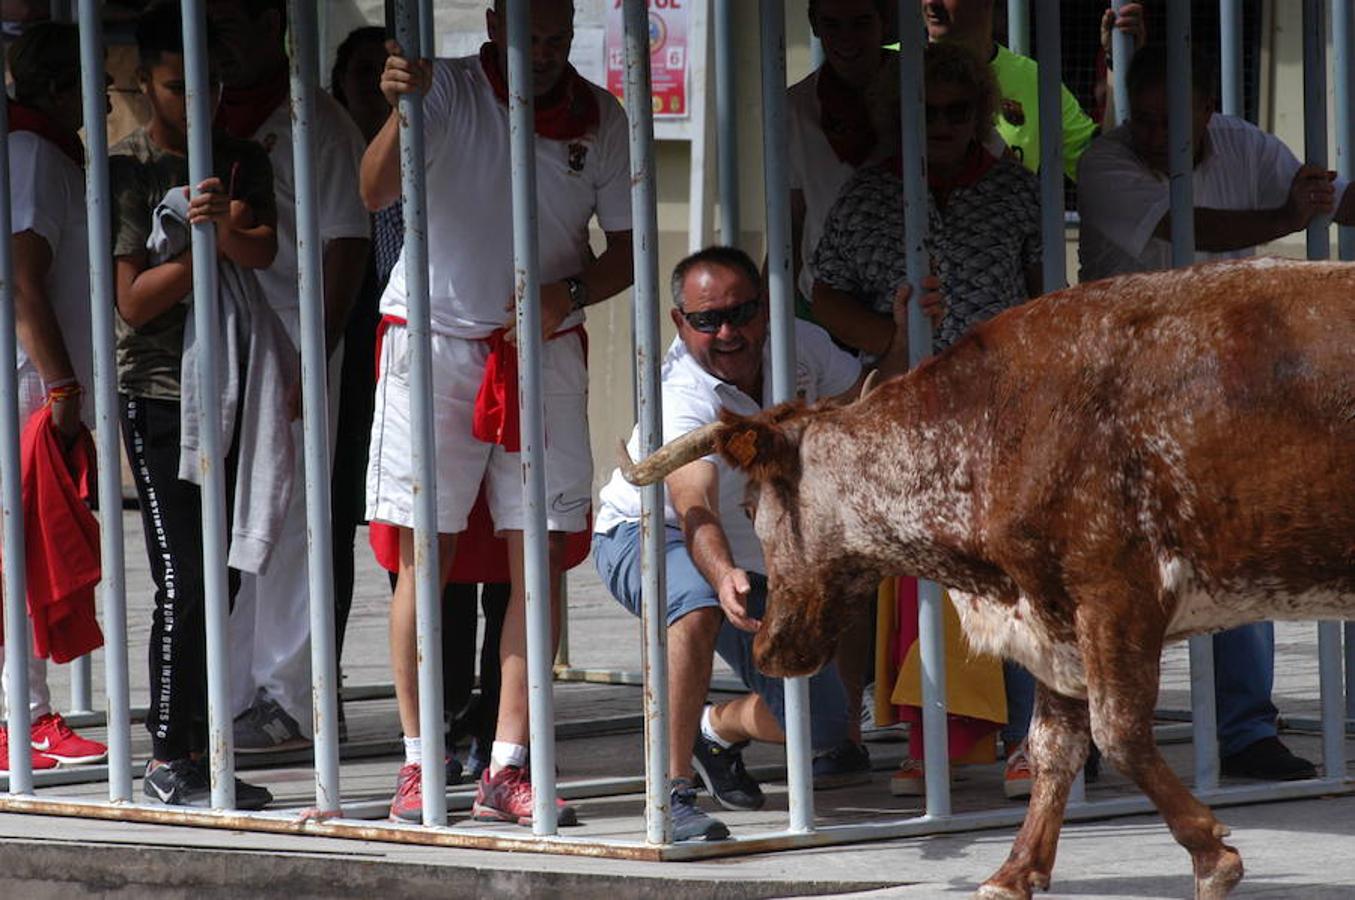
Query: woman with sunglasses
809,41,1042,803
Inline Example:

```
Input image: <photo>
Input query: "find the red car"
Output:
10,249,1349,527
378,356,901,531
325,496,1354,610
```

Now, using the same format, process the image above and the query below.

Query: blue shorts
594,521,849,751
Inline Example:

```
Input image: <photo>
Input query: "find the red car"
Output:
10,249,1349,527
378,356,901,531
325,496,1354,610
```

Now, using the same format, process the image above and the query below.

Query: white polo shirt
249,87,371,330
1077,115,1351,281
595,320,861,574
380,55,633,339
9,131,92,419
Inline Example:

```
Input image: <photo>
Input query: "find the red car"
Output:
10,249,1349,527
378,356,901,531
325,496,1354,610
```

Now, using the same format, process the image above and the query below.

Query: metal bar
760,0,815,834
1110,0,1133,126
622,0,672,846
896,0,950,820
417,0,435,58
505,0,560,837
809,36,824,70
78,0,133,803
1319,622,1347,780
69,657,93,715
181,0,236,810
714,0,740,245
286,0,341,814
392,0,445,827
1337,0,1355,261
1305,0,1331,260
0,62,33,796
1036,0,1066,292
1347,623,1355,719
1007,0,1028,56
1220,0,1244,117
1,775,1350,863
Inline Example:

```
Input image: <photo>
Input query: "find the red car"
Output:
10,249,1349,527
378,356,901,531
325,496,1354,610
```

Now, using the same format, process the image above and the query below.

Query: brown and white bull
623,257,1355,899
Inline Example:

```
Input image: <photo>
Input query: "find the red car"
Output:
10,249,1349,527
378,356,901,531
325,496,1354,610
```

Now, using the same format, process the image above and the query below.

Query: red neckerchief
816,62,876,167
215,64,289,139
8,101,83,165
478,42,599,141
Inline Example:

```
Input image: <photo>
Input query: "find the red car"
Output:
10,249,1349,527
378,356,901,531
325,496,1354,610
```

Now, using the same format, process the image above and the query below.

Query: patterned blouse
811,152,1042,352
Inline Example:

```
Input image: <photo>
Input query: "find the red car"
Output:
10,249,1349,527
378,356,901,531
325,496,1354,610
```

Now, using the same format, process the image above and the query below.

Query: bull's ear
713,414,800,482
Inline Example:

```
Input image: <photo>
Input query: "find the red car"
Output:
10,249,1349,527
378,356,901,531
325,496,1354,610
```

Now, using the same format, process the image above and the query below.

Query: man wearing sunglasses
593,246,937,840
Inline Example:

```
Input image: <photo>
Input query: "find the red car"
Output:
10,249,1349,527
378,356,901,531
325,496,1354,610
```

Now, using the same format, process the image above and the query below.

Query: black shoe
1220,736,1317,781
192,758,273,810
670,777,730,842
812,740,872,790
465,738,491,783
691,733,765,811
143,759,211,807
445,752,464,786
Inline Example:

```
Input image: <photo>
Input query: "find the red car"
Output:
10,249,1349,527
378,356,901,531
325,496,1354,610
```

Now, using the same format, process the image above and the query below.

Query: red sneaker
389,762,423,823
31,713,107,765
471,765,577,827
0,726,59,771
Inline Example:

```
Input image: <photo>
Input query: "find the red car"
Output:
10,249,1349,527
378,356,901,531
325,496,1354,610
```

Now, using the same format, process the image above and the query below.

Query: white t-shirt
787,69,858,301
249,88,370,327
380,55,633,339
9,131,92,419
1077,115,1350,280
595,320,861,574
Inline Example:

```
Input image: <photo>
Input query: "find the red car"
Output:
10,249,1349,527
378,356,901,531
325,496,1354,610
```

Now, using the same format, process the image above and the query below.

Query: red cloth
888,142,999,207
0,406,104,663
8,100,83,165
816,61,878,167
215,64,290,140
367,316,591,583
478,42,599,141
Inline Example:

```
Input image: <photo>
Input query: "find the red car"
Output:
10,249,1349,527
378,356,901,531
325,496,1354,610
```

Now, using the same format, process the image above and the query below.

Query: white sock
403,735,421,766
489,740,527,775
700,706,732,748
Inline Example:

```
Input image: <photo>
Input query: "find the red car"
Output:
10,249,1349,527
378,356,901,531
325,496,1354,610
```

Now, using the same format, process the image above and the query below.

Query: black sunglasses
925,99,975,127
681,299,761,333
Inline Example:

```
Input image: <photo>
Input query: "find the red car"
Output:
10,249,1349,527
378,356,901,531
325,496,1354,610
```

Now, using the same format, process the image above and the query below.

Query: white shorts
365,323,592,535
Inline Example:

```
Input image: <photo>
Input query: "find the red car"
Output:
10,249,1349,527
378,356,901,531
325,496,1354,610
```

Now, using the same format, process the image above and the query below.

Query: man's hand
380,40,433,108
503,281,572,345
1101,2,1146,54
892,274,945,331
1283,164,1337,231
717,567,761,633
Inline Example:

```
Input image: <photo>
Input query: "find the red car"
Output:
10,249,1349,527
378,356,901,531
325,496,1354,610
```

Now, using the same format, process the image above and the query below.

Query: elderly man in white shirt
1078,43,1351,782
594,246,935,840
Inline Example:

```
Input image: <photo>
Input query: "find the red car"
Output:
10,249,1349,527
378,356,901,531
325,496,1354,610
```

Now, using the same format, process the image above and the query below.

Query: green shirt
990,43,1097,181
109,128,275,400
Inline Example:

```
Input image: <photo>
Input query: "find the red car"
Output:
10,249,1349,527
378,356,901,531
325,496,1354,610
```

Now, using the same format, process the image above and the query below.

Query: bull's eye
741,483,760,521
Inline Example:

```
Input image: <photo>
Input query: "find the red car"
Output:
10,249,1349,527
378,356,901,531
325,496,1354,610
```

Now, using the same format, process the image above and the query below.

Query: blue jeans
593,521,850,752
1000,624,1277,757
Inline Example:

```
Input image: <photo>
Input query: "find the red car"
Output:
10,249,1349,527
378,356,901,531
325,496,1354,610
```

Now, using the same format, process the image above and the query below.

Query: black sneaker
234,692,311,754
143,759,211,807
189,758,273,810
1221,736,1317,781
812,740,872,790
670,777,730,842
445,753,464,786
691,733,765,811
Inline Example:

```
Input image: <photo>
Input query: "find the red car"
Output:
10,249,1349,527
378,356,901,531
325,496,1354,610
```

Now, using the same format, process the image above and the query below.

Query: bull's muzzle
752,616,833,679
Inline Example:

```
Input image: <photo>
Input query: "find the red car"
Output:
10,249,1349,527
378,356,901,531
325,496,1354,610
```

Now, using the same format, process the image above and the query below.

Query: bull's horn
619,421,723,486
860,368,880,399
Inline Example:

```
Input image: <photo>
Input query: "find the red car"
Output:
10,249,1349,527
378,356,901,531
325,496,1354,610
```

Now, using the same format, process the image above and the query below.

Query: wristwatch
565,276,589,313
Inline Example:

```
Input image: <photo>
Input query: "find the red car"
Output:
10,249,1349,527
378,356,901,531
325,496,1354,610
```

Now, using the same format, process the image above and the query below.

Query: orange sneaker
31,712,107,765
1004,743,1033,800
888,755,925,796
472,765,577,827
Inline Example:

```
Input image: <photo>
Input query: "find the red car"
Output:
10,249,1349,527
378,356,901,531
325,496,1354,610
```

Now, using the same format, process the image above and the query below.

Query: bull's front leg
976,684,1090,900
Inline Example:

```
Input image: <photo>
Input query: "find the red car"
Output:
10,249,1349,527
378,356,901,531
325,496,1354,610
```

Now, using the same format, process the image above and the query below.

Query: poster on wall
605,1,689,119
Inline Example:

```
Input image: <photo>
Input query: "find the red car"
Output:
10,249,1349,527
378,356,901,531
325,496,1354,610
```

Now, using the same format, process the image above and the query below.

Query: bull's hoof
1194,844,1244,900
974,871,1049,900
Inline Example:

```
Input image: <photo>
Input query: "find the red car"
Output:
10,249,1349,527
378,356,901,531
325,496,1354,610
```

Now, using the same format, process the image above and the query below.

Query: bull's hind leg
1080,617,1243,899
977,686,1090,900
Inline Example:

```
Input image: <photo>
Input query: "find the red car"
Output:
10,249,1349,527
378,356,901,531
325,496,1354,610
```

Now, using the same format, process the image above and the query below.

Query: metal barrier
0,0,1351,869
